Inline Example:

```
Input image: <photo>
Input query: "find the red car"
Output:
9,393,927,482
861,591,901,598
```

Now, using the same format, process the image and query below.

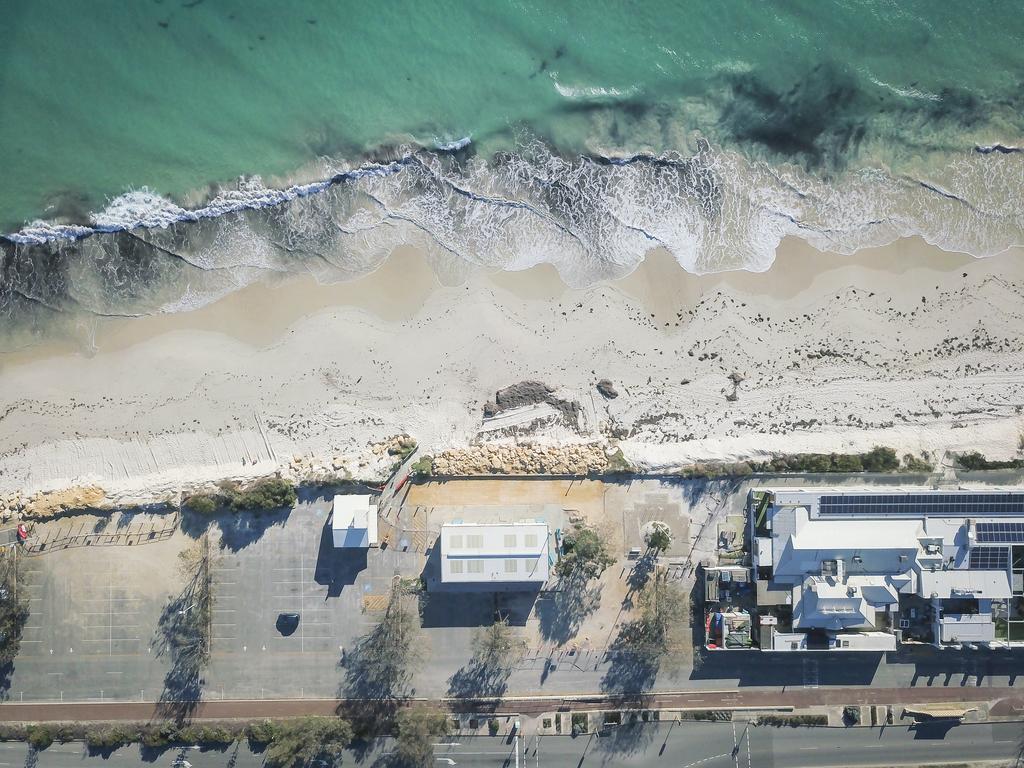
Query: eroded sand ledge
1,237,1023,504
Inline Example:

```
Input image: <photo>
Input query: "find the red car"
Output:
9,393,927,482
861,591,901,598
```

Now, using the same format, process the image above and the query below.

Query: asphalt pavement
1,721,1021,768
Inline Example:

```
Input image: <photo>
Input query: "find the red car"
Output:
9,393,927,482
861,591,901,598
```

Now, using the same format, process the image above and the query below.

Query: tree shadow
600,620,661,695
195,509,293,552
153,561,210,722
536,573,602,644
339,589,422,739
447,658,510,701
591,719,659,760
0,661,12,700
626,552,657,597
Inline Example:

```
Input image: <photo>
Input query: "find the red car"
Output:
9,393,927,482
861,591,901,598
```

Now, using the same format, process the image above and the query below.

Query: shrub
228,478,297,511
901,453,933,473
605,447,632,474
264,717,352,768
140,723,175,748
571,713,588,736
757,714,828,727
751,445,904,474
861,446,899,472
184,494,218,515
177,725,236,745
956,452,1024,471
410,455,434,477
245,719,281,746
831,453,863,472
26,725,53,750
0,724,29,741
85,725,133,750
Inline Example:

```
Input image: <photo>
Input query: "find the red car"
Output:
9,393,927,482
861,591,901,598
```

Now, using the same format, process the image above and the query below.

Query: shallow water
1,0,1023,344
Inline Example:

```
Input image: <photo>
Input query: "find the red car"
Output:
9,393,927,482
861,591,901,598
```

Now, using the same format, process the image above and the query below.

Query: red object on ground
394,475,410,494
16,524,28,541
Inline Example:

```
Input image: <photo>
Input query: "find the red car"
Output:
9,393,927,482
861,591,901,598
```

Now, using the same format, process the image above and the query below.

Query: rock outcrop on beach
483,381,582,430
432,442,609,475
16,486,107,519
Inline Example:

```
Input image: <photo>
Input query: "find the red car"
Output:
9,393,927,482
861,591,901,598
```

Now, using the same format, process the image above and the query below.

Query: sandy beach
1,236,1023,504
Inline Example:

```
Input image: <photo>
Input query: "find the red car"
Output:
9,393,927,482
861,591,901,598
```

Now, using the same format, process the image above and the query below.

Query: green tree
556,524,614,579
644,522,672,553
471,617,521,666
627,575,689,661
25,725,53,751
395,707,450,767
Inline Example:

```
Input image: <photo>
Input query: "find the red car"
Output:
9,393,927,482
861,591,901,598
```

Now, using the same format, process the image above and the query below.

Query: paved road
1,722,1021,768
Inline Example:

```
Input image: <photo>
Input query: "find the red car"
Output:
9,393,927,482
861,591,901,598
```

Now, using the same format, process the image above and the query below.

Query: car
276,612,300,635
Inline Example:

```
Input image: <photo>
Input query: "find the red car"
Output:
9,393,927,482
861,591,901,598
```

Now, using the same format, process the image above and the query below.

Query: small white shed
332,494,378,548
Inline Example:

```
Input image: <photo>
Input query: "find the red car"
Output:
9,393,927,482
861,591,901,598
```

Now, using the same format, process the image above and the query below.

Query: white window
466,560,484,574
466,534,483,549
449,534,464,549
524,534,539,548
449,559,464,574
504,559,518,574
504,534,517,549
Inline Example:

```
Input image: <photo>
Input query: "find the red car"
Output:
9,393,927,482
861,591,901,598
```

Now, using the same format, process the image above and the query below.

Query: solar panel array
976,522,1024,544
968,546,1010,570
818,493,1024,517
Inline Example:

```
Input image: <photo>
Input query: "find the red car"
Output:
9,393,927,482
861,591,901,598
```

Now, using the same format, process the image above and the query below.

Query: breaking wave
1,136,1022,346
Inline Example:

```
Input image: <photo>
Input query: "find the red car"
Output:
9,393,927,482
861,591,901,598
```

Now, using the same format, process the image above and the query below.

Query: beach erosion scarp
1,237,1023,507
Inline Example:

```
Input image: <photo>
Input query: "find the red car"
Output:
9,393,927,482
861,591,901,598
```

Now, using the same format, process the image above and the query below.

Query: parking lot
204,498,427,699
9,475,1024,704
9,533,184,702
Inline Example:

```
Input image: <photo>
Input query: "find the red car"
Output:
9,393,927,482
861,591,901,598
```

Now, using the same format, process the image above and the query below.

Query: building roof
440,522,550,585
332,494,378,547
939,613,996,643
760,487,1024,637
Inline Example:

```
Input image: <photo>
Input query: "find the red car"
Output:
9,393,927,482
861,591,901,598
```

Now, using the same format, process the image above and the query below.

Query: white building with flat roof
438,522,550,590
332,494,378,548
752,488,1024,651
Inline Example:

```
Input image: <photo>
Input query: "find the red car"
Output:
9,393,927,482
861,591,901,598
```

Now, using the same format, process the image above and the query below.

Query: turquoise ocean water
1,0,1023,343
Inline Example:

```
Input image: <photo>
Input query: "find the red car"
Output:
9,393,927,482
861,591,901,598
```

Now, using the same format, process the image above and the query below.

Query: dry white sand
1,237,1023,503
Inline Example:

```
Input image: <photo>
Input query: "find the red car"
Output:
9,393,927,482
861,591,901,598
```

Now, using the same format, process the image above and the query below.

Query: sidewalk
2,686,1022,725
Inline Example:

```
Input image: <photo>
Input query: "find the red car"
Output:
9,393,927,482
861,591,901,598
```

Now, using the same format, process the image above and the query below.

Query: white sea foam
550,74,639,100
434,136,472,151
868,75,941,102
2,141,1022,322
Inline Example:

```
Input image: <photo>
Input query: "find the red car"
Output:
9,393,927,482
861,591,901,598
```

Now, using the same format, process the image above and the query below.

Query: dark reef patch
719,63,867,170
